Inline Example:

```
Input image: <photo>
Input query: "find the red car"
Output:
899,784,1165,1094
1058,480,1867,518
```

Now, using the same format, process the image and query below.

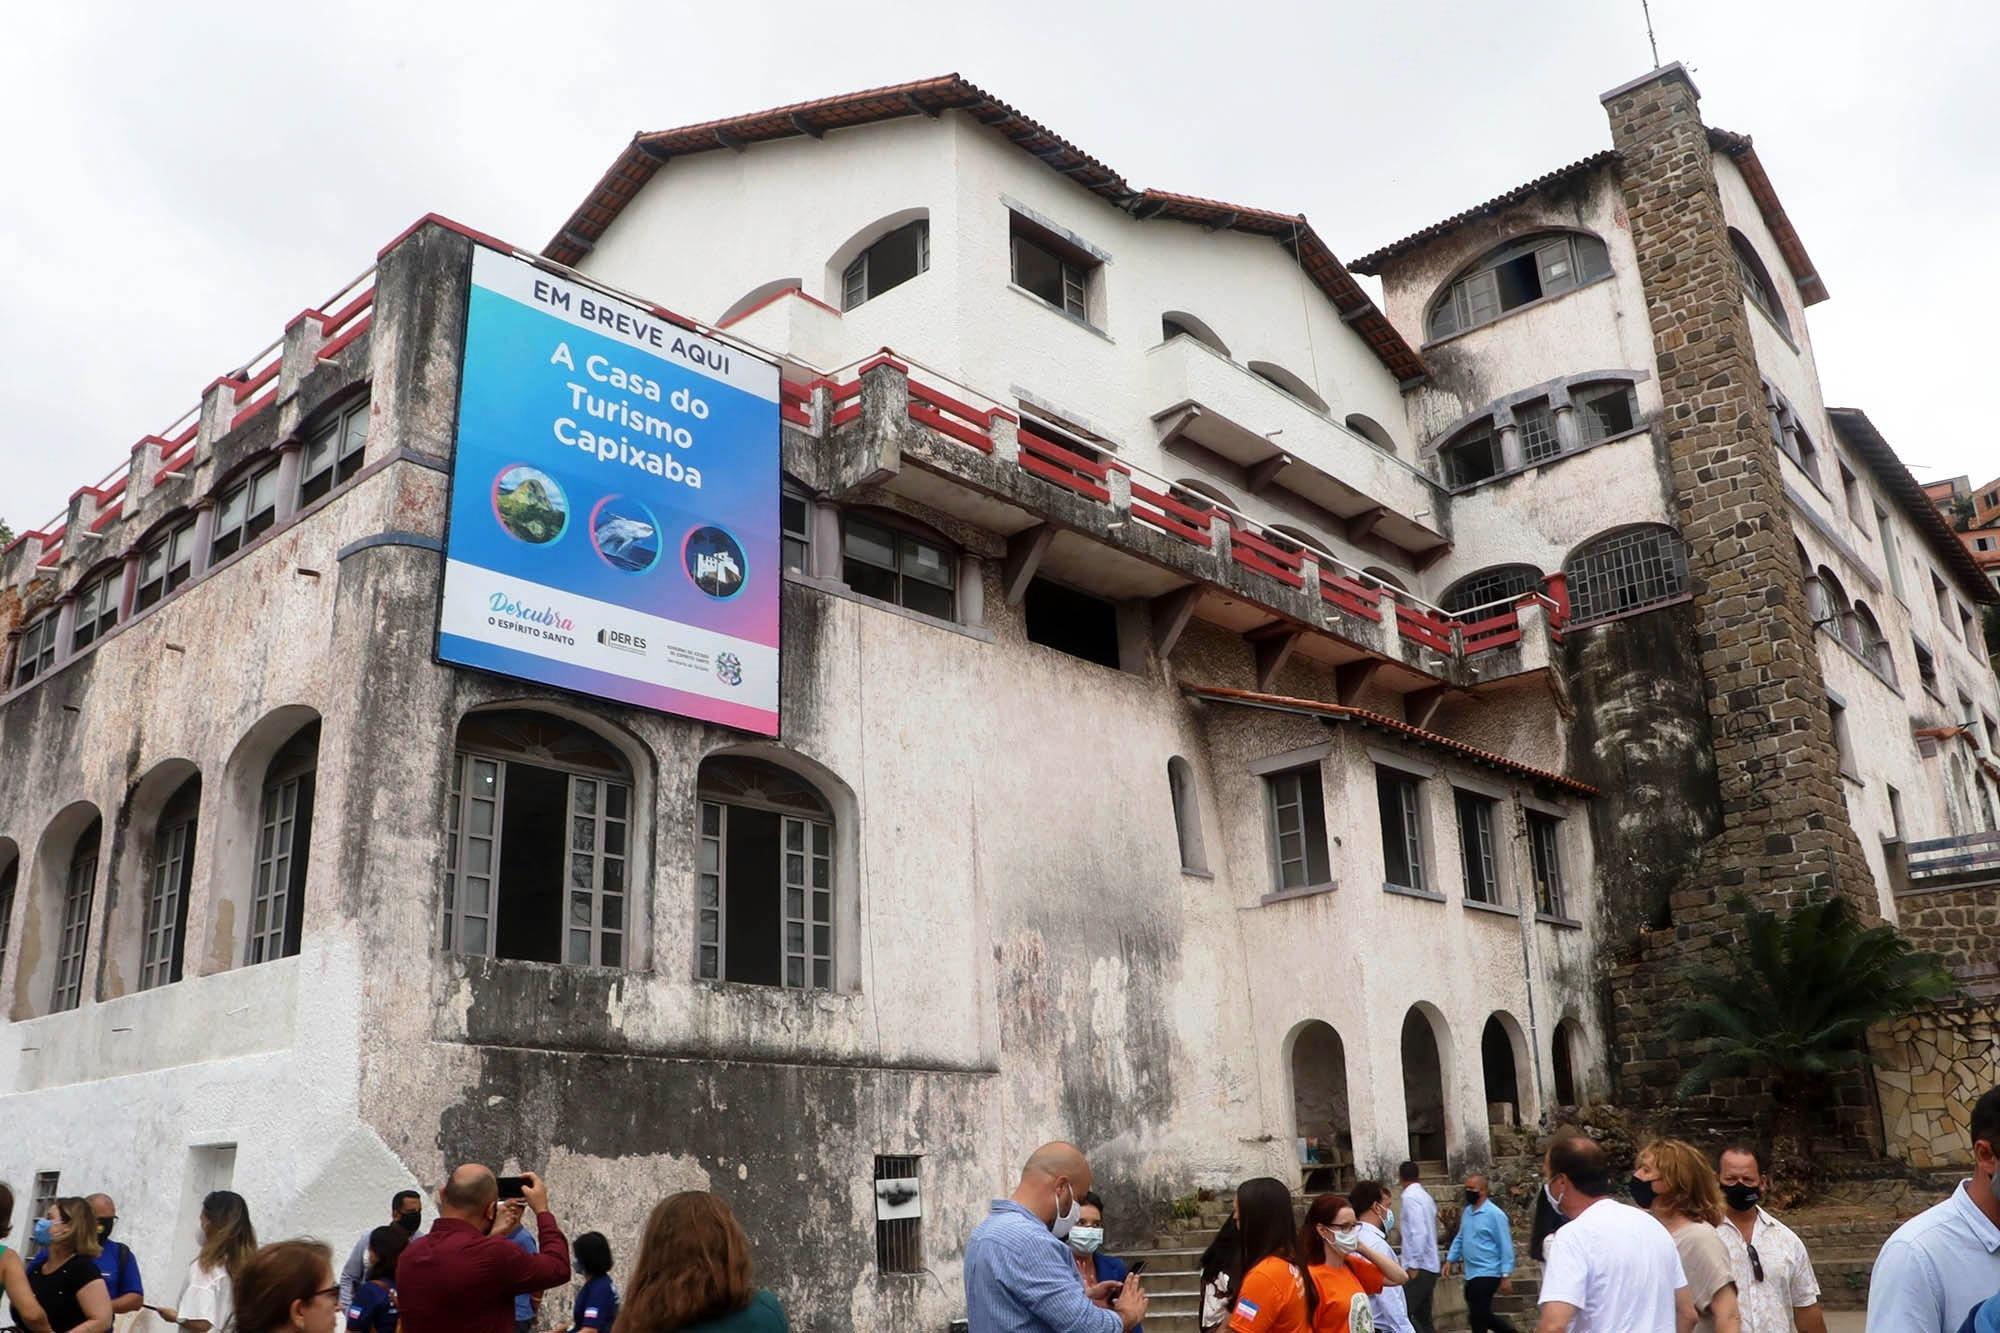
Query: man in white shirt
1867,1085,2000,1333
1352,1181,1416,1333
1399,1161,1441,1333
1713,1145,1825,1333
1534,1134,1696,1333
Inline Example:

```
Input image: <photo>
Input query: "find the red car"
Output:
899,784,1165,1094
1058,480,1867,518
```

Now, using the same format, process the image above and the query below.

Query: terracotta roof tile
1183,683,1598,795
1706,128,1827,305
1349,151,1620,274
1828,408,1998,605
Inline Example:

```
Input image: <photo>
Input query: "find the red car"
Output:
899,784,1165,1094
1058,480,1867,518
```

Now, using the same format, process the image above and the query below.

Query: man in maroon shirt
397,1166,571,1333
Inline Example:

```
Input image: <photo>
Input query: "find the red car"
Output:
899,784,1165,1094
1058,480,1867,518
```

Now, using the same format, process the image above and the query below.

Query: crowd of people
0,1170,788,1333
967,1083,2000,1333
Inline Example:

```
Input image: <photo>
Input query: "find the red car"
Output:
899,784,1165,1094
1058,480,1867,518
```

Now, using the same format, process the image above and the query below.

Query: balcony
1145,335,1448,559
713,285,847,372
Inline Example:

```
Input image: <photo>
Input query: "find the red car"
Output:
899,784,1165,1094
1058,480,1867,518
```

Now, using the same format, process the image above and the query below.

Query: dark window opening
1552,1023,1579,1106
299,397,370,506
1024,577,1120,668
1576,383,1638,442
1528,812,1566,918
1442,429,1501,488
781,486,812,574
843,514,956,620
1377,767,1426,892
1266,765,1331,890
1455,789,1501,905
842,220,929,310
1427,232,1611,340
697,756,834,990
1010,215,1095,320
0,857,16,983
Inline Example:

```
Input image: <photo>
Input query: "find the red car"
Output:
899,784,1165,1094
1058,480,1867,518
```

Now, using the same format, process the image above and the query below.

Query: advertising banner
437,246,781,735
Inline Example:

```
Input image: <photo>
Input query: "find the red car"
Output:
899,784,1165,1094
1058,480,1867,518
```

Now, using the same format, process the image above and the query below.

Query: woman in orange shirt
1227,1178,1318,1333
1297,1194,1408,1332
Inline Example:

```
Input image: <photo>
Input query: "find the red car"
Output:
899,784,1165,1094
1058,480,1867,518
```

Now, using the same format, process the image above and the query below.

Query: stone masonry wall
1599,66,1881,1136
1894,878,2000,991
1869,1003,1999,1168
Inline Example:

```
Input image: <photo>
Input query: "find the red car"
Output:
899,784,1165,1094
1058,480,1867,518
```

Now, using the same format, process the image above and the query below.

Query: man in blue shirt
502,1208,540,1333
1446,1174,1515,1333
32,1194,144,1316
965,1142,1146,1333
1868,1085,2000,1333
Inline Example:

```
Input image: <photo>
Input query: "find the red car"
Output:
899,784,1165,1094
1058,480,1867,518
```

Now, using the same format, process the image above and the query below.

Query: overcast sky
3,0,1993,535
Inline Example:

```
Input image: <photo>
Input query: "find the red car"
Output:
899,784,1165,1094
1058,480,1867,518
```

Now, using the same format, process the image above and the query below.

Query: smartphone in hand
497,1176,528,1200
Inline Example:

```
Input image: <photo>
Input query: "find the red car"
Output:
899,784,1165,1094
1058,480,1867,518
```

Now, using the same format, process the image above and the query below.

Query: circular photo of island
491,465,568,544
589,495,663,573
682,525,748,599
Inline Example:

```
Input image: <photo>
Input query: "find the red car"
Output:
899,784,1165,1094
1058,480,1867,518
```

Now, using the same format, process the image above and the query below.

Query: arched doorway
1481,1014,1523,1127
1401,1007,1449,1164
1552,1019,1582,1106
1289,1020,1353,1188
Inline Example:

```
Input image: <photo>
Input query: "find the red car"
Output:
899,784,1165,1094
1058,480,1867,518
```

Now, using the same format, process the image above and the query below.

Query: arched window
718,278,805,327
1854,602,1897,682
141,774,201,990
1814,566,1863,654
841,510,957,620
1441,565,1542,615
830,212,929,311
1247,362,1328,414
1565,525,1690,624
697,754,836,990
1427,231,1612,341
1168,756,1207,873
1161,312,1229,357
1171,479,1236,514
1730,230,1790,337
248,721,319,965
1344,414,1398,455
53,816,103,1013
1362,567,1409,593
1438,419,1501,488
444,709,637,967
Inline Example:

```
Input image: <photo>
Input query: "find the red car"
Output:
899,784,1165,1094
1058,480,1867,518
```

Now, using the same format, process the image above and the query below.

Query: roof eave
1828,407,2000,605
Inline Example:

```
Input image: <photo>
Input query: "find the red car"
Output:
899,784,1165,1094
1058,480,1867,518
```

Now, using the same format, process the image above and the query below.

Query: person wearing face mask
1533,1134,1695,1333
341,1192,423,1310
1397,1162,1440,1333
24,1198,112,1333
0,1182,55,1333
29,1196,143,1320
344,1226,406,1333
965,1142,1146,1333
1631,1140,1740,1333
549,1231,616,1333
1226,1177,1317,1332
1867,1084,2000,1333
233,1240,343,1333
1528,1130,1579,1265
1298,1193,1404,1332
1709,1146,1824,1333
1069,1193,1142,1332
397,1167,570,1333
1347,1183,1414,1333
149,1190,258,1333
1445,1175,1516,1333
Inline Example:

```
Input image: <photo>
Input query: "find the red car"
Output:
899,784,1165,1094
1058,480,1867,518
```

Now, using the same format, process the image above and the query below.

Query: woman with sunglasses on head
1225,1177,1317,1332
1633,1139,1741,1333
234,1240,343,1333
1297,1194,1406,1332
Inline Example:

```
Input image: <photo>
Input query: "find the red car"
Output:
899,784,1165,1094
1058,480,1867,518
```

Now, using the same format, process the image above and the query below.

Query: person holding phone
398,1166,570,1333
150,1191,257,1333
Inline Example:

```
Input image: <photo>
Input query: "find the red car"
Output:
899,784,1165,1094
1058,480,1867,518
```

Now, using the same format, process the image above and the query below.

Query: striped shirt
965,1201,1122,1333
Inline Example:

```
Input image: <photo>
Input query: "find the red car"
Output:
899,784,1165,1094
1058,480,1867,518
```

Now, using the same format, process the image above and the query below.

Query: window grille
566,776,630,967
1441,566,1541,615
52,827,99,1012
874,1155,924,1274
1565,527,1690,624
249,770,310,964
1265,766,1330,890
13,614,59,688
1517,401,1559,463
136,519,198,611
31,1173,60,1221
1377,768,1426,892
1455,790,1500,905
140,796,198,990
299,398,370,506
781,485,813,574
70,572,121,651
1528,812,1566,917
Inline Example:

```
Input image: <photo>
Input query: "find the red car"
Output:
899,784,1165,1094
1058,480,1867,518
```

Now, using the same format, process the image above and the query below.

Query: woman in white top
153,1191,259,1333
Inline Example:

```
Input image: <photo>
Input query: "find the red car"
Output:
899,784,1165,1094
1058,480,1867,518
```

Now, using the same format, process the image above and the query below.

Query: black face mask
1463,1189,1481,1206
397,1212,421,1234
98,1219,116,1243
1627,1175,1657,1209
1720,1183,1761,1212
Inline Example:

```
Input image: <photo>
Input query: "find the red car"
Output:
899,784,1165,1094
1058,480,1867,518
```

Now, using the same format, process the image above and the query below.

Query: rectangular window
1010,216,1096,321
1517,402,1559,464
874,1155,924,1275
1528,811,1566,917
52,841,96,1013
135,519,198,611
1377,766,1426,892
695,800,832,990
1576,383,1638,443
1961,604,1981,653
31,1173,60,1222
248,768,314,964
298,398,370,506
1442,432,1501,488
13,613,60,687
1932,573,1952,626
1877,506,1906,598
1886,784,1906,841
1829,697,1858,780
1024,577,1121,669
1454,789,1501,905
1839,462,1867,531
842,515,956,621
210,461,281,563
842,220,928,311
1914,637,1939,693
781,486,812,574
70,572,121,651
1265,765,1331,891
565,775,630,968
140,813,196,991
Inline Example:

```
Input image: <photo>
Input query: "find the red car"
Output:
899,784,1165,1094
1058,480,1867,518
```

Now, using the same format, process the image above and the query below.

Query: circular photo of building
682,525,748,599
589,495,663,572
491,465,568,544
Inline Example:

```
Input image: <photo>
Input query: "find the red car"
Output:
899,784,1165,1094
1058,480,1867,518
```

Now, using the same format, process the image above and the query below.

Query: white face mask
1068,1225,1104,1255
1050,1183,1081,1240
1331,1226,1361,1253
1381,1206,1395,1233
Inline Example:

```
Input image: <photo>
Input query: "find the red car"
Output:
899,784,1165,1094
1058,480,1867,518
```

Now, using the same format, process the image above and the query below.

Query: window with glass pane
12,614,59,687
1730,231,1791,336
210,480,250,561
298,398,370,506
1377,767,1426,891
1441,566,1542,615
140,780,199,990
1264,765,1330,891
52,822,101,1012
1565,527,1691,624
696,756,835,990
248,724,317,965
246,466,280,539
1426,232,1612,340
842,220,929,311
72,572,123,651
1528,812,1566,916
1575,383,1638,443
1012,230,1091,319
781,486,812,574
1517,402,1560,463
1454,789,1501,905
135,519,197,611
842,515,956,620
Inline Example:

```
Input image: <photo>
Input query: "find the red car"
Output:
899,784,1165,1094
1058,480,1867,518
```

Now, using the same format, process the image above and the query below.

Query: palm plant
1670,893,1958,1198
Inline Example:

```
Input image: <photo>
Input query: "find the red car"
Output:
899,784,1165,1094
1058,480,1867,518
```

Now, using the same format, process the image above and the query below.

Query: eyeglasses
1745,1243,1764,1283
312,1285,341,1303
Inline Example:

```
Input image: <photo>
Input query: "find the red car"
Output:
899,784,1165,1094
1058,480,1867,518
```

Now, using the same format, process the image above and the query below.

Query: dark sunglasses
1745,1243,1764,1283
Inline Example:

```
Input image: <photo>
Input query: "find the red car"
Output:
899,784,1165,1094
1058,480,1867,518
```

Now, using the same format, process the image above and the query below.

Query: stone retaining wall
1869,1002,1999,1167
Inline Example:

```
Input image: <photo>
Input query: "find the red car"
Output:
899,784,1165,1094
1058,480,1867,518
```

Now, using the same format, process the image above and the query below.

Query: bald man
964,1142,1146,1332
397,1167,570,1333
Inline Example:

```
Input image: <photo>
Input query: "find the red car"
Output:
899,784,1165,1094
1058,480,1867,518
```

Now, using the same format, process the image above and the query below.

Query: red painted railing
1321,570,1385,622
1017,427,1112,503
1129,481,1213,547
1229,524,1307,589
909,380,1005,455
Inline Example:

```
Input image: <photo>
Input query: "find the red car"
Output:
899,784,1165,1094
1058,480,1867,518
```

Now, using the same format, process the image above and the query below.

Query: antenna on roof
1641,0,1661,67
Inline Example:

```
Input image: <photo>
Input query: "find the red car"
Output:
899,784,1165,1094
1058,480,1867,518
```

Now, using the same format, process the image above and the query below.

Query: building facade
1,67,1995,1329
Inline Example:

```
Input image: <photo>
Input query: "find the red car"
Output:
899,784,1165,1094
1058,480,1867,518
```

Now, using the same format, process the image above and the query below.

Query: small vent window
874,1155,924,1275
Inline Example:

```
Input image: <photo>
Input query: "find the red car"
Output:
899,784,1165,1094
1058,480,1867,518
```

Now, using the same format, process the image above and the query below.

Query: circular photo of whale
589,495,663,573
491,465,568,545
682,525,748,599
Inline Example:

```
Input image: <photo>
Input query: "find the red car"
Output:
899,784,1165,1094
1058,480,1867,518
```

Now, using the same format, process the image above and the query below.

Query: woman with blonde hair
1631,1139,1741,1333
24,1197,107,1333
153,1190,260,1333
611,1192,786,1332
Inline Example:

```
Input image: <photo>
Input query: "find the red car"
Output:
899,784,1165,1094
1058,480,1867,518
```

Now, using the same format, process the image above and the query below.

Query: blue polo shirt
1445,1199,1515,1280
572,1274,618,1331
31,1241,143,1301
346,1280,398,1333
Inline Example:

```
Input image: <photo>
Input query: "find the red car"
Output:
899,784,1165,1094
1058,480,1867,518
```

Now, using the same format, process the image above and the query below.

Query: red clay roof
1828,408,1999,605
1348,152,1619,274
542,75,1426,384
1183,684,1598,795
1706,128,1828,306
